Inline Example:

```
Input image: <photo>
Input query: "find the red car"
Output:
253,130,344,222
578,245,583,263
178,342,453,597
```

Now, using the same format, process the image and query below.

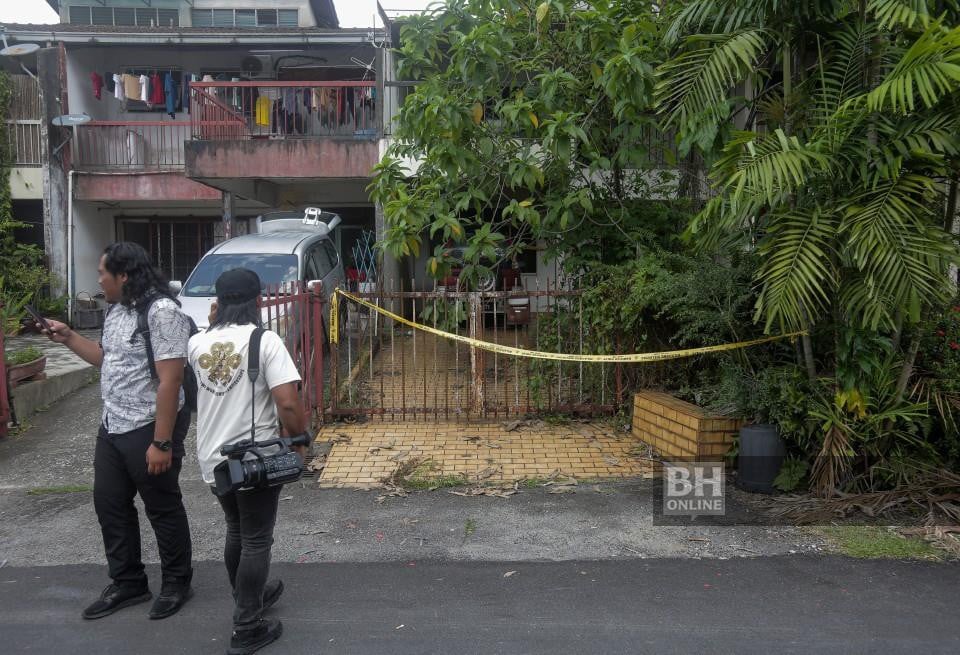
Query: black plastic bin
736,424,785,494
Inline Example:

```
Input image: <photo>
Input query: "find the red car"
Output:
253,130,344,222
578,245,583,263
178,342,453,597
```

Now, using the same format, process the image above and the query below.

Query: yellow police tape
329,288,805,363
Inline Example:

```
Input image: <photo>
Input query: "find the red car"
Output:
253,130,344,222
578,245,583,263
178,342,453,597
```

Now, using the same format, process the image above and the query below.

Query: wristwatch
152,440,173,452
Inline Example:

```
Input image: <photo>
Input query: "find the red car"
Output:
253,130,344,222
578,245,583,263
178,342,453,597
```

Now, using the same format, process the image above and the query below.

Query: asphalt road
1,556,957,654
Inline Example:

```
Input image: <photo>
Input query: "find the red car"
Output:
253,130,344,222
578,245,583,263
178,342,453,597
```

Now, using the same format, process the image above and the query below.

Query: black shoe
226,619,283,655
82,584,152,620
262,579,284,611
149,586,194,620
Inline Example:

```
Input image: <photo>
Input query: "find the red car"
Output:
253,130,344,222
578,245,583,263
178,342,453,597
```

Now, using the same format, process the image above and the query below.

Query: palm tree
655,0,960,492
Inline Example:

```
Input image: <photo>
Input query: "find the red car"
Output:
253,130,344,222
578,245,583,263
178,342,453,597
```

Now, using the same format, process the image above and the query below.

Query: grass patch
27,484,92,495
464,518,477,538
521,477,549,488
819,526,944,560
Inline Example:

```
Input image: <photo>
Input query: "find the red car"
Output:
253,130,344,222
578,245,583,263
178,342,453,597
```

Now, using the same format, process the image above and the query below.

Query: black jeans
94,407,192,591
215,485,281,628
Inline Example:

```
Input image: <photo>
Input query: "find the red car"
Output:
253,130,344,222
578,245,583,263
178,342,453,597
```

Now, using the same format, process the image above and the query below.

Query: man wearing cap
187,268,306,655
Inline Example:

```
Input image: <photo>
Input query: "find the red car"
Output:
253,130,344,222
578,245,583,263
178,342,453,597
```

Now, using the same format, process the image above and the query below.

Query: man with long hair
41,242,194,620
188,268,305,655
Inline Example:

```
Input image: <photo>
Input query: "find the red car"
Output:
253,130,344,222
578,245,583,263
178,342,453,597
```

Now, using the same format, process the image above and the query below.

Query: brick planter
632,391,742,459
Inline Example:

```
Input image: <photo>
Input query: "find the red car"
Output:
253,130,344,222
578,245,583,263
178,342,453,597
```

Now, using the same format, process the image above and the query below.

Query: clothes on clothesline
164,72,177,118
90,72,103,100
255,95,271,127
122,74,140,101
149,72,164,105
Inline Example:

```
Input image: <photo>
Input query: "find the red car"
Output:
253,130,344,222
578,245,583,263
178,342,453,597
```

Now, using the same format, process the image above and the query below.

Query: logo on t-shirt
198,342,241,386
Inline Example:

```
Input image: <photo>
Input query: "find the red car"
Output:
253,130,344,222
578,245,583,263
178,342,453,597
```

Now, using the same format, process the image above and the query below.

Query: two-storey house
3,0,393,308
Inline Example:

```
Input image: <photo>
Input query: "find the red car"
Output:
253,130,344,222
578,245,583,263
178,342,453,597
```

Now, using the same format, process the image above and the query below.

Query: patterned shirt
100,297,189,434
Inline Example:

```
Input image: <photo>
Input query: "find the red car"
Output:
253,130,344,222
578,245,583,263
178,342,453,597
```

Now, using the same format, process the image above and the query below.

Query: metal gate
259,282,328,425
327,281,624,421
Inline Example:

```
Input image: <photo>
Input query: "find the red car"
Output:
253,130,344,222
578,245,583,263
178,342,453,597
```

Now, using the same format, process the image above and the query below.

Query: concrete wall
71,201,116,297
9,168,43,200
185,137,379,179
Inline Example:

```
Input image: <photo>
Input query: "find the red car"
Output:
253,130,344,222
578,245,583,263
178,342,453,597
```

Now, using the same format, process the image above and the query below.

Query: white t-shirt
187,324,301,484
112,74,123,100
139,74,149,103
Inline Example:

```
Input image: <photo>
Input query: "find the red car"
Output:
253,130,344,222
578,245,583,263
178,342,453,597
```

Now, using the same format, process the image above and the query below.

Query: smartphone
23,304,52,332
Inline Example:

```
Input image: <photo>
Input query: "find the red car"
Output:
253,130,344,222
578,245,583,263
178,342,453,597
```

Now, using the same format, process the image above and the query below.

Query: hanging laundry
110,73,122,99
139,74,149,103
122,73,140,100
280,86,297,112
182,73,193,113
164,72,177,118
149,72,164,105
255,95,272,127
104,72,113,94
90,72,103,100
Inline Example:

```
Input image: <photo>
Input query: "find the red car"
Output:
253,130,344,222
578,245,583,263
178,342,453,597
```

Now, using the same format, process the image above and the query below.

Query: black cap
215,268,261,305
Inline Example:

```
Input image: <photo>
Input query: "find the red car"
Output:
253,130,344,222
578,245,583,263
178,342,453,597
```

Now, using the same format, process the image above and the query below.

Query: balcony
75,121,190,171
189,80,378,140
184,81,381,205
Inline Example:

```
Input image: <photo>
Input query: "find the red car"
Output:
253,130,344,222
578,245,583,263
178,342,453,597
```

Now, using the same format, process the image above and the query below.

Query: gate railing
259,282,327,426
0,319,9,438
328,280,623,422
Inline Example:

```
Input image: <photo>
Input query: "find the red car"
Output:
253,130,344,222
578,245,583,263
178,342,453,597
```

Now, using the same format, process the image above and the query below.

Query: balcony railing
6,74,43,166
189,81,378,140
74,121,190,171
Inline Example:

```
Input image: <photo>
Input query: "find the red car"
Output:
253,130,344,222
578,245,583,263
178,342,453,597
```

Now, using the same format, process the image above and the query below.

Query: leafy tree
369,0,674,285
657,0,960,491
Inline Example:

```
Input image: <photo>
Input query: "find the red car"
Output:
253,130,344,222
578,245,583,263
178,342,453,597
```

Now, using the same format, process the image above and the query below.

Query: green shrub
5,346,43,366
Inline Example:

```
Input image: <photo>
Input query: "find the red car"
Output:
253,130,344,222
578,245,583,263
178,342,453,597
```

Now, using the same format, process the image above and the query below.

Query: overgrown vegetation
0,70,59,335
376,0,960,502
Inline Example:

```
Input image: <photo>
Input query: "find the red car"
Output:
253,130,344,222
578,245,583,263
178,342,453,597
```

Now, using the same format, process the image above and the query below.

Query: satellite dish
52,113,92,127
0,43,40,57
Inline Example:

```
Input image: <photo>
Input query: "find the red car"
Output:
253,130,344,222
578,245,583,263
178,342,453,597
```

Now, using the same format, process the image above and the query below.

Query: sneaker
262,580,284,612
226,618,283,655
149,585,194,620
81,583,152,620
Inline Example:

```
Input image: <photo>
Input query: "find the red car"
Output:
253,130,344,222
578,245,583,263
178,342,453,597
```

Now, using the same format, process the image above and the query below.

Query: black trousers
94,407,193,591
215,485,281,628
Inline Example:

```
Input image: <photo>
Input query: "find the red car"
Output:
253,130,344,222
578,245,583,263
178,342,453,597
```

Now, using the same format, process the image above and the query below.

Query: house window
68,6,179,27
191,8,299,28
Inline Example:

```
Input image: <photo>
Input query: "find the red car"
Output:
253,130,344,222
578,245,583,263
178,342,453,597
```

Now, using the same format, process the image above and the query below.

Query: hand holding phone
23,304,52,333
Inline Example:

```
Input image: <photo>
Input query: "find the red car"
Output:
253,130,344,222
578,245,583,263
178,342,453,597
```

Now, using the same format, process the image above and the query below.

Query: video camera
213,432,311,496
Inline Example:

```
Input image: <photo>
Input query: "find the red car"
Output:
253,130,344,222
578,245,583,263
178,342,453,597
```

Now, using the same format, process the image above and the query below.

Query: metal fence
74,121,190,171
328,280,624,422
0,324,9,438
189,81,378,140
259,282,328,426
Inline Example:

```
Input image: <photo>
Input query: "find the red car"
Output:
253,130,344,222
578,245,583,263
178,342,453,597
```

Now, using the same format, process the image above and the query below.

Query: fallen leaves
449,482,519,498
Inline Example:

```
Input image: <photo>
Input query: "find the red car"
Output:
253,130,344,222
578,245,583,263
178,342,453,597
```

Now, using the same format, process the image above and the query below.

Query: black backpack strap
247,327,265,441
133,297,159,379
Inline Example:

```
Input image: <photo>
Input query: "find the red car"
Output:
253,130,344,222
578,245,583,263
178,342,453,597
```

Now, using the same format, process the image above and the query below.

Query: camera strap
247,327,265,445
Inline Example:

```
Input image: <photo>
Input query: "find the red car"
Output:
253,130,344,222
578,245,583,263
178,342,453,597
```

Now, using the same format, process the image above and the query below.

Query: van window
183,253,298,296
305,244,333,280
323,240,340,269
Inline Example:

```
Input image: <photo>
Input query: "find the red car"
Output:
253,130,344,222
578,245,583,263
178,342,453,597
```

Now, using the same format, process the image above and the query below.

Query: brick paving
315,420,657,488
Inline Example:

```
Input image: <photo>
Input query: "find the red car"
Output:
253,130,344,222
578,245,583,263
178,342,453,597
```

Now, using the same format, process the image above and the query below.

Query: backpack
132,296,199,411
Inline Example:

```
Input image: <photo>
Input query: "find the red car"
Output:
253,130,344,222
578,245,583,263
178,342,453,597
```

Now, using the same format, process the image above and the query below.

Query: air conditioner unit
240,55,275,80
